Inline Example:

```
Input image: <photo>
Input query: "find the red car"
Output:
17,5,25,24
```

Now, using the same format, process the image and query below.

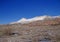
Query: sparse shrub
0,31,4,37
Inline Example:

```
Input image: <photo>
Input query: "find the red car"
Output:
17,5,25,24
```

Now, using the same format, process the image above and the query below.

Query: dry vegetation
0,18,60,42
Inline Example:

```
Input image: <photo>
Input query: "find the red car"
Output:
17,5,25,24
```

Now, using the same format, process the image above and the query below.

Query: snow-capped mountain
10,15,60,24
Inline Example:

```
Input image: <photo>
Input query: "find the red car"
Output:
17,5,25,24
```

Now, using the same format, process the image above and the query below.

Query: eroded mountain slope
0,17,60,42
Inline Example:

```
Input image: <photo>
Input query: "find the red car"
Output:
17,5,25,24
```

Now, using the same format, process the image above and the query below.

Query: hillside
0,16,60,42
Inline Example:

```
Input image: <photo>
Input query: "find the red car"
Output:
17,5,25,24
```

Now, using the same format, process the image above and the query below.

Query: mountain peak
10,15,60,24
17,18,27,22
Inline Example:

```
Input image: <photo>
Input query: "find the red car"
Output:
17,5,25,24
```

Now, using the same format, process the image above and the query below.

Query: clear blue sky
0,0,60,24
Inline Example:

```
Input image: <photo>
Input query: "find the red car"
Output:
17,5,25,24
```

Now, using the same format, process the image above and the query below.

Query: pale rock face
10,15,60,24
17,18,27,22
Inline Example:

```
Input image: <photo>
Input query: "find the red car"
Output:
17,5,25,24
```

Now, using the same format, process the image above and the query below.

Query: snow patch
10,15,60,24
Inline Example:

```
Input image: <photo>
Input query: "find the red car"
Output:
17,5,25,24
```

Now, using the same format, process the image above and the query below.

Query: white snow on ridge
10,15,60,24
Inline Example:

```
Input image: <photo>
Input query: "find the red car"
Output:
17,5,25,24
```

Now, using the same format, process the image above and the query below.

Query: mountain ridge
0,15,60,42
10,15,60,24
